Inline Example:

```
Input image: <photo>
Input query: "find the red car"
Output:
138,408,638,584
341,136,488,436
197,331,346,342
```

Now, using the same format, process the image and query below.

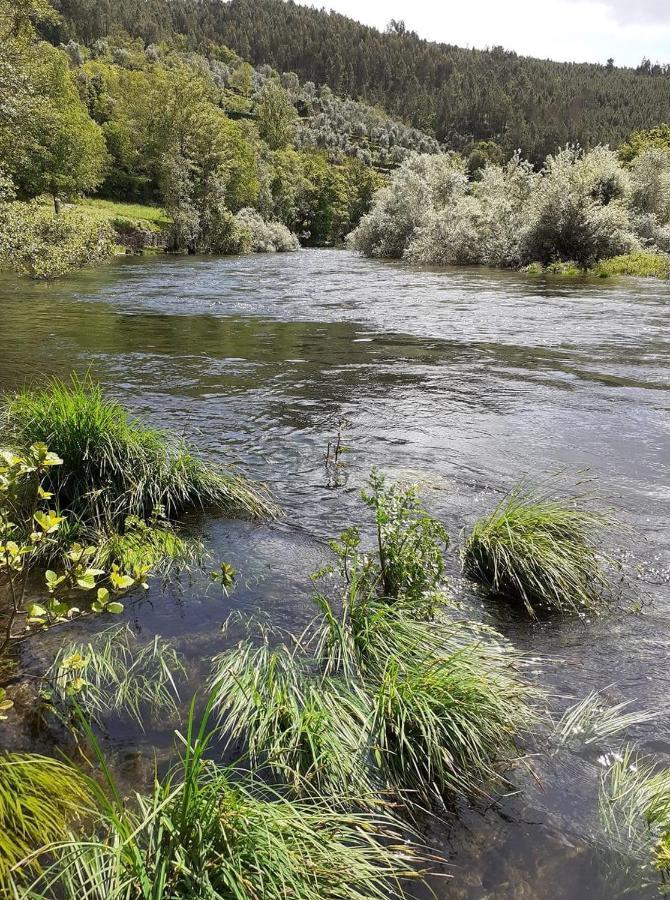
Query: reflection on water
1,250,669,898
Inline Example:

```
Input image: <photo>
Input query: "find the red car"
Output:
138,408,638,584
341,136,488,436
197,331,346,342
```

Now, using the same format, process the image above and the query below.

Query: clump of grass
3,375,276,528
22,700,421,900
0,753,96,890
601,748,670,883
522,260,583,276
206,472,533,810
593,250,670,279
43,625,185,729
97,515,205,575
462,482,618,616
210,639,374,800
372,646,530,806
552,690,656,750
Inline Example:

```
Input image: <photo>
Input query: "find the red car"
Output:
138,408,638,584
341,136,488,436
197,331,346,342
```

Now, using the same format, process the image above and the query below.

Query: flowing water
1,249,670,898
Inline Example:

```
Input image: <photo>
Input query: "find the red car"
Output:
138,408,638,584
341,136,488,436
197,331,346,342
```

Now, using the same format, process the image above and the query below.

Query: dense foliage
43,0,670,163
1,0,421,277
350,145,670,270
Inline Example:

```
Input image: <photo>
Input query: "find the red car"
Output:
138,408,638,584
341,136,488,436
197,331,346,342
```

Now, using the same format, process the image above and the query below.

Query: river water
1,249,669,898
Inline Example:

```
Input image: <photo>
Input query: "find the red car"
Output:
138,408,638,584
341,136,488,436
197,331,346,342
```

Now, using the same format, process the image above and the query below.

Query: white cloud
295,0,670,66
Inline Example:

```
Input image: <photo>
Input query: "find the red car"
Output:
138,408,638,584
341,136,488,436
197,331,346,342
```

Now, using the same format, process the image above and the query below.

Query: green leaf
76,574,96,590
106,602,124,614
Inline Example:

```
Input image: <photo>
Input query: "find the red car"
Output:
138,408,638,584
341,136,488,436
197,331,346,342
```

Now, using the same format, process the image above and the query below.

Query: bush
519,146,637,269
462,483,618,616
3,375,276,527
348,153,467,259
0,202,115,279
234,207,300,252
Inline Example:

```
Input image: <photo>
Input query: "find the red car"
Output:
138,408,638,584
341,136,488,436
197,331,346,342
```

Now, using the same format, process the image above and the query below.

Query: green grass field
74,198,171,232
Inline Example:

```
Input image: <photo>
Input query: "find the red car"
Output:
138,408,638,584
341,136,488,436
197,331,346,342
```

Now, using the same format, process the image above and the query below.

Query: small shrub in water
3,375,276,528
462,482,618,616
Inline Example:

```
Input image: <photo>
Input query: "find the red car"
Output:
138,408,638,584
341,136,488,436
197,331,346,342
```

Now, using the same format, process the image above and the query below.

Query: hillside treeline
45,0,670,162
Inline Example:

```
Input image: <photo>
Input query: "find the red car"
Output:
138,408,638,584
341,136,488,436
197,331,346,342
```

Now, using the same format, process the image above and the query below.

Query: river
1,249,669,898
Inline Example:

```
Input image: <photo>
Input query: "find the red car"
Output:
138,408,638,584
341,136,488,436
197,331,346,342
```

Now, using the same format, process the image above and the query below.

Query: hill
46,0,670,161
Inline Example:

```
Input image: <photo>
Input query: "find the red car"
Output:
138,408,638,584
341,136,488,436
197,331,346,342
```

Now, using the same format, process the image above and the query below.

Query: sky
295,0,670,67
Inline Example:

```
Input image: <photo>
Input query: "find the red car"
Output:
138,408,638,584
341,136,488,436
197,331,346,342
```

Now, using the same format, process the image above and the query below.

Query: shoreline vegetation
3,0,670,281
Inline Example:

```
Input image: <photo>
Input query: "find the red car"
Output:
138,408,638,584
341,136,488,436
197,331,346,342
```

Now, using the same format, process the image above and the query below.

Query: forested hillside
45,0,670,161
2,0,440,277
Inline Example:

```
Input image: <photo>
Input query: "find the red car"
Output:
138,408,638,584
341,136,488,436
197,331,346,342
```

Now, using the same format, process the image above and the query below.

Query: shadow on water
1,249,670,898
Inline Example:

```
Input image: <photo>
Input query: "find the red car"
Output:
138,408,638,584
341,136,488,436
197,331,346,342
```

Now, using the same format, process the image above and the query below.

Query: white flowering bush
519,146,637,268
234,207,300,252
348,153,466,258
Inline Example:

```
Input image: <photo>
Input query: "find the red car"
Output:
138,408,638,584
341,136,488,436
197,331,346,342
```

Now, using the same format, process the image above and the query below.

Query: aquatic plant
43,625,185,728
601,748,670,883
372,644,530,806
592,250,670,278
0,752,95,890
97,515,205,575
3,375,276,528
462,482,618,616
21,700,421,900
552,690,656,750
210,640,373,799
361,470,449,606
209,473,532,809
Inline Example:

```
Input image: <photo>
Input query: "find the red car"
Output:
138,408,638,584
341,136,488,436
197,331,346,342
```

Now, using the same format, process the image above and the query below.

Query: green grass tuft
462,482,618,616
592,250,670,278
20,699,421,899
372,645,529,805
210,639,373,801
3,375,276,528
44,625,185,728
0,753,96,891
601,748,670,883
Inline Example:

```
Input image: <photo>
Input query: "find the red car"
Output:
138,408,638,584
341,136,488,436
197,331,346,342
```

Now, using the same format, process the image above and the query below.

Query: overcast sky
296,0,670,66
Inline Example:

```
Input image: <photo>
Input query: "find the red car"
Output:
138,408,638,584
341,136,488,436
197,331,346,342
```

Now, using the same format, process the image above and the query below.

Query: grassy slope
74,199,171,232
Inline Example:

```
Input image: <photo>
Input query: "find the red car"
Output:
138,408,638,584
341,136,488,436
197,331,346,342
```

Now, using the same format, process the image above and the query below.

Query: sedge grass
462,482,618,616
371,644,532,806
553,690,656,750
210,640,374,800
601,748,670,881
44,625,185,729
0,753,96,891
3,375,276,528
220,590,534,809
20,697,422,900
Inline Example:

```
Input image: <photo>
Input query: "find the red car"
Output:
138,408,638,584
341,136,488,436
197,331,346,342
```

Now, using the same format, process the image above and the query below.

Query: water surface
2,250,669,898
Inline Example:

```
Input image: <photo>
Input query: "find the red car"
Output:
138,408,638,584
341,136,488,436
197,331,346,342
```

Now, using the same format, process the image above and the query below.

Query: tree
255,80,297,150
0,40,107,208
